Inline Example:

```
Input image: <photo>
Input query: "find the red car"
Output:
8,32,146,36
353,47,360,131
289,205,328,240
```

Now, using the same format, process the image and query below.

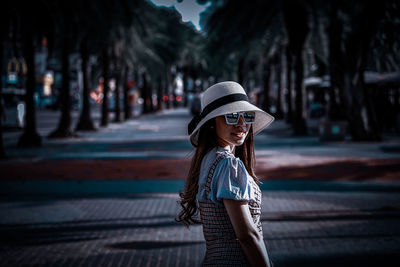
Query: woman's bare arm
223,199,271,267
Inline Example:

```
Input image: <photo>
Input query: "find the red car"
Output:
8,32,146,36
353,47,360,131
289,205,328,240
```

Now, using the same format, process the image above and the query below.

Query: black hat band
188,93,249,135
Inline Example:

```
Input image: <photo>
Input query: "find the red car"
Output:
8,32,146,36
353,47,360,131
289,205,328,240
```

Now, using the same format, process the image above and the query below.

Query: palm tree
94,0,147,125
48,2,77,138
282,0,309,135
122,63,132,120
204,0,289,116
124,4,202,113
274,44,285,119
0,8,8,157
323,0,388,141
101,45,111,126
75,36,95,130
75,0,99,131
203,0,397,139
110,40,123,122
284,40,294,124
177,29,208,106
17,1,53,146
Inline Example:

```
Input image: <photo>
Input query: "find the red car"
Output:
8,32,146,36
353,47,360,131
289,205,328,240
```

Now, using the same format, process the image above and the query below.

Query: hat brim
189,100,274,146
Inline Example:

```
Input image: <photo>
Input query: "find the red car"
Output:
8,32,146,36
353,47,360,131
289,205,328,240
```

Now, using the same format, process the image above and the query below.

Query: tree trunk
238,56,245,86
358,4,383,141
341,1,384,141
101,46,110,126
123,64,131,120
275,49,284,119
170,69,177,108
292,51,308,135
141,72,150,114
363,84,382,140
133,68,139,117
165,66,172,109
149,83,154,112
114,66,122,122
285,46,293,123
262,57,272,113
18,17,41,147
282,0,308,135
48,16,75,138
182,68,188,107
76,38,95,131
0,36,5,157
157,76,163,111
328,2,349,121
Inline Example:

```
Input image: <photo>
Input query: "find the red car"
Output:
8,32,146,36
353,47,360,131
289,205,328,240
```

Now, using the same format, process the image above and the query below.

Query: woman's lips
232,132,245,139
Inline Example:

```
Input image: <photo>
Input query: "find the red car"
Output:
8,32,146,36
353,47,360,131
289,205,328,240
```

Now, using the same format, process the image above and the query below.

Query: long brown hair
176,118,257,227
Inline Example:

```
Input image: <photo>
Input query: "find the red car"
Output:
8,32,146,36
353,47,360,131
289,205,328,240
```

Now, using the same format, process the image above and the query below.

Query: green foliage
202,0,284,81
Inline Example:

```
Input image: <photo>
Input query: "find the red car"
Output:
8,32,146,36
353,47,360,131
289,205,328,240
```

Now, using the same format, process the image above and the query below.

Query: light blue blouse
196,146,257,206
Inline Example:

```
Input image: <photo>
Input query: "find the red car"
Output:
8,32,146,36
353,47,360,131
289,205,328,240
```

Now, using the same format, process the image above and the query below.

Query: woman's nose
237,115,246,126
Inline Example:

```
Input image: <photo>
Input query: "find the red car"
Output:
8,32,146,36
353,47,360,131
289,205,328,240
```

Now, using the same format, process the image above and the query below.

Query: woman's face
215,114,251,149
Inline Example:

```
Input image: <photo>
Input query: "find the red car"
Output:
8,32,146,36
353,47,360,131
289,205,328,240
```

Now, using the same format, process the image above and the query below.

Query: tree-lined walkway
2,108,400,182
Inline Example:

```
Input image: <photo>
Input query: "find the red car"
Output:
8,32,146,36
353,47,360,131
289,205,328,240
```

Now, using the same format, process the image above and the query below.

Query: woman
177,81,274,266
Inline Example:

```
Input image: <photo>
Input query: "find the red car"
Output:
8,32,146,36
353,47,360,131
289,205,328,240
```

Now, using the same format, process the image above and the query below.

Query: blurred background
1,0,399,148
1,0,400,266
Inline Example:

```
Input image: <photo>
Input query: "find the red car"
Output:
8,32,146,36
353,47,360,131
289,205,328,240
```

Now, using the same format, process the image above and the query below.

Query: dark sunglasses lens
243,112,255,122
225,113,239,123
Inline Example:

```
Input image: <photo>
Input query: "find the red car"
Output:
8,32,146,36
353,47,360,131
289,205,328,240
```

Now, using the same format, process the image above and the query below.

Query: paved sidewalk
2,109,400,182
1,108,400,266
1,191,400,267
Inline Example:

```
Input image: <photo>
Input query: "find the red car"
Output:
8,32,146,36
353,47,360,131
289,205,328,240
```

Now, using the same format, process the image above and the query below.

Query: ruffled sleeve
208,156,256,205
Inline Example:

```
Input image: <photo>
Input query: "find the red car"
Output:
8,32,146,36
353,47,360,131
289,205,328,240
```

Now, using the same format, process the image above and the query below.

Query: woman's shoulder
203,147,247,177
215,148,243,168
214,151,248,183
215,147,236,160
203,146,236,165
211,150,256,203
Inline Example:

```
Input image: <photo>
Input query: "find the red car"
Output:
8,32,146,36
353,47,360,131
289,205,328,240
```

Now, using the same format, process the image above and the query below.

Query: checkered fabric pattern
198,153,263,266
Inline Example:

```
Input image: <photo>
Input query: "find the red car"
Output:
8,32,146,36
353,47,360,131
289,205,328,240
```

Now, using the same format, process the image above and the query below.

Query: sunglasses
224,112,256,125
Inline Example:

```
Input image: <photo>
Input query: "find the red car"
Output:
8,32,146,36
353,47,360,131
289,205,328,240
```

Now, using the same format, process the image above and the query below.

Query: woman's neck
217,139,235,153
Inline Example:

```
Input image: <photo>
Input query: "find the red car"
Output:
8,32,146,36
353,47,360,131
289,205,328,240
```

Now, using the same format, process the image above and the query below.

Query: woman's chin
231,138,245,146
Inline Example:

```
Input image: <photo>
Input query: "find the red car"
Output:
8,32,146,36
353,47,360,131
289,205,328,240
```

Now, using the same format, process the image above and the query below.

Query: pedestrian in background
177,81,274,266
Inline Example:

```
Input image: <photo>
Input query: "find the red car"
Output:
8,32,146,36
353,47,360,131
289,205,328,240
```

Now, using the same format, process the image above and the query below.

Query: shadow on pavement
276,252,400,267
108,240,204,250
1,218,181,247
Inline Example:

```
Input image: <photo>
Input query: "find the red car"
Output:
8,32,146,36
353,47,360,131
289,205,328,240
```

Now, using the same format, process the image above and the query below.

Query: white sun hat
188,81,274,146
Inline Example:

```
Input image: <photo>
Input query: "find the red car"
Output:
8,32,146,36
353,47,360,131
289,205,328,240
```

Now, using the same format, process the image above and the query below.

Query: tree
0,1,9,157
75,37,95,130
48,1,77,138
111,40,123,122
294,0,399,140
126,4,203,112
203,0,289,118
282,0,309,135
325,0,388,141
93,0,148,124
75,0,99,131
274,44,285,119
122,63,132,120
101,46,111,126
17,0,52,146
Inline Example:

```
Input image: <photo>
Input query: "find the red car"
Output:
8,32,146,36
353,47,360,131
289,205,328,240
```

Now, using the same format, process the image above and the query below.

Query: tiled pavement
1,191,400,267
2,108,400,266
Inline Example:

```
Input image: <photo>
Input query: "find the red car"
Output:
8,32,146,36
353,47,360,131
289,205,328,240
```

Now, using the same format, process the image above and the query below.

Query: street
1,107,400,266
